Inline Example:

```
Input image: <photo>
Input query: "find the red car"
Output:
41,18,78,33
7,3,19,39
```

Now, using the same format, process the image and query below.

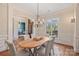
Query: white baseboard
55,40,73,47
74,48,79,53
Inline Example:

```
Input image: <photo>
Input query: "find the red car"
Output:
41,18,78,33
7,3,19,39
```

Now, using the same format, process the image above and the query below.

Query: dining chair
5,40,16,56
36,36,55,56
45,38,55,56
18,36,24,41
14,36,30,55
5,40,29,56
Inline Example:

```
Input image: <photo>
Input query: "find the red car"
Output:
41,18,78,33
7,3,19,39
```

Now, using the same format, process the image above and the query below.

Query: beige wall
74,4,79,52
54,6,75,46
8,4,14,43
7,4,29,42
0,4,8,51
0,3,76,52
0,4,29,51
13,6,29,17
11,4,75,46
0,4,8,37
37,5,75,46
13,5,29,40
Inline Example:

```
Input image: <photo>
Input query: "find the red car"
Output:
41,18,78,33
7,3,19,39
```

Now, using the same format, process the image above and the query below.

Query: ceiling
13,3,74,19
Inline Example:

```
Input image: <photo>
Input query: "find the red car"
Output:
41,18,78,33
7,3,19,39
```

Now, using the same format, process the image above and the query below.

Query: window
46,18,58,37
18,22,25,35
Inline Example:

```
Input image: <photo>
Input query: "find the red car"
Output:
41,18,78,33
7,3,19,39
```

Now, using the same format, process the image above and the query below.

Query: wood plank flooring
53,43,76,56
0,50,10,56
0,43,79,56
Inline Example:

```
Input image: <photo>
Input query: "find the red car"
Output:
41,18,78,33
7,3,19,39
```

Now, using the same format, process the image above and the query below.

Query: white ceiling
13,3,74,19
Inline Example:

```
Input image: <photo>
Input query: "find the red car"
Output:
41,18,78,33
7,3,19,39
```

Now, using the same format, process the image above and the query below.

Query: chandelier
35,3,44,27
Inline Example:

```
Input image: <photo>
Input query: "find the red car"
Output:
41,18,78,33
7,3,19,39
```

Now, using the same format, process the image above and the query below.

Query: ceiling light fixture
35,3,44,27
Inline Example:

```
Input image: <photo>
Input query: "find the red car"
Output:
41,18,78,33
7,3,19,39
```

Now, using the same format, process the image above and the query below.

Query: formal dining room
0,3,79,56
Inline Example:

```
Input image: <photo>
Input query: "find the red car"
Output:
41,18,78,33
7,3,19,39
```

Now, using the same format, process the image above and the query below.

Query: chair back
18,36,24,41
45,36,55,56
5,41,16,56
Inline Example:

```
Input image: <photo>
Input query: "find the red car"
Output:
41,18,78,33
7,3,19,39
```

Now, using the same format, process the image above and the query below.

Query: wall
0,4,76,51
0,4,8,51
8,4,14,43
0,4,8,36
36,5,75,46
7,4,29,42
53,6,75,46
13,5,29,40
0,4,29,51
12,4,76,46
74,4,79,52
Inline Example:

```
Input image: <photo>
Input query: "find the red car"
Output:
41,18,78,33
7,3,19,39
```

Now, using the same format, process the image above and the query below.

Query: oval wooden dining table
18,37,49,56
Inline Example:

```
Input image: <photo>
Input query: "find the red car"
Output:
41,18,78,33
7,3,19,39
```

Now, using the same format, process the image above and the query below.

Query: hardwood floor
0,43,79,56
0,50,10,56
53,43,77,56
